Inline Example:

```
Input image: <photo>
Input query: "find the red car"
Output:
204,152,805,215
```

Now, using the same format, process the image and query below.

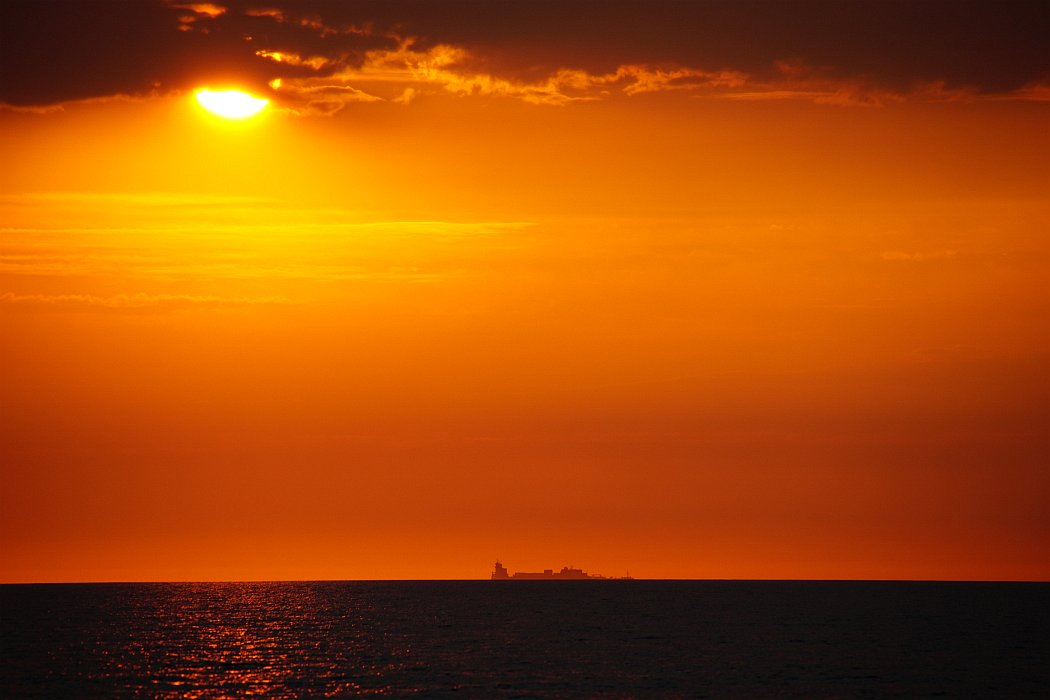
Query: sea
2,581,1048,698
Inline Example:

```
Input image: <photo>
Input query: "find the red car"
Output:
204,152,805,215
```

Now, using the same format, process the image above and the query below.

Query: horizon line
3,577,1048,585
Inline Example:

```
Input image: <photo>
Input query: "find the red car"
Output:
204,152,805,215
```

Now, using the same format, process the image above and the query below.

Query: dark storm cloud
0,0,398,107
1,0,1047,108
306,0,1050,92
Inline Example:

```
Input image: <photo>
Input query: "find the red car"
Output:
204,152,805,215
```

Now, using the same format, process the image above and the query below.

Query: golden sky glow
1,1,1048,583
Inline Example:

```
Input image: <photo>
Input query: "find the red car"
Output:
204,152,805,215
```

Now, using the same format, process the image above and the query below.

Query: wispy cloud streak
1,193,535,284
0,291,291,312
263,37,1050,113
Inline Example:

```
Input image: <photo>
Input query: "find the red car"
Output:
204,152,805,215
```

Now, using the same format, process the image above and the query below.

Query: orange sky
2,1,1048,582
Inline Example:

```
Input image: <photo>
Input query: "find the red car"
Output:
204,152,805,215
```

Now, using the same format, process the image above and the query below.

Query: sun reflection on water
91,582,421,698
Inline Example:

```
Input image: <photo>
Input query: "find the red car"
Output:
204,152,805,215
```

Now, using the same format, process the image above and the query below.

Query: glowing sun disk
195,89,268,119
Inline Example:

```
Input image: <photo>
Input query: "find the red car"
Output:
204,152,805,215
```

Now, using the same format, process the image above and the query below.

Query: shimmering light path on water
2,581,1048,697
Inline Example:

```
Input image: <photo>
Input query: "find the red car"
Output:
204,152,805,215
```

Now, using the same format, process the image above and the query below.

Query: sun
194,88,269,119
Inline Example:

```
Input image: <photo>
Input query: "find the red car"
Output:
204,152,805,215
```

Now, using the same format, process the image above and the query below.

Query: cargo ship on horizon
490,560,633,580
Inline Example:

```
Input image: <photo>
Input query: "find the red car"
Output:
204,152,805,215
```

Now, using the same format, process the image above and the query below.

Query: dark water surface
2,581,1048,697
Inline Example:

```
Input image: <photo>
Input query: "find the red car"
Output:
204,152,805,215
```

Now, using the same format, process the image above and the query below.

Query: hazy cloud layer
1,192,535,287
1,0,1047,110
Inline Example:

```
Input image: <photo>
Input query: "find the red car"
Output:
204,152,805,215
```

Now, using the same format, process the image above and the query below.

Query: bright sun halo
195,88,268,119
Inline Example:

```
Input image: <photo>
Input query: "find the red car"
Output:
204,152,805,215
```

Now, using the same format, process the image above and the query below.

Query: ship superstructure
491,561,631,580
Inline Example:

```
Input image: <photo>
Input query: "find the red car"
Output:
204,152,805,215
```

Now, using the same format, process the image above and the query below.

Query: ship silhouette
491,560,633,580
